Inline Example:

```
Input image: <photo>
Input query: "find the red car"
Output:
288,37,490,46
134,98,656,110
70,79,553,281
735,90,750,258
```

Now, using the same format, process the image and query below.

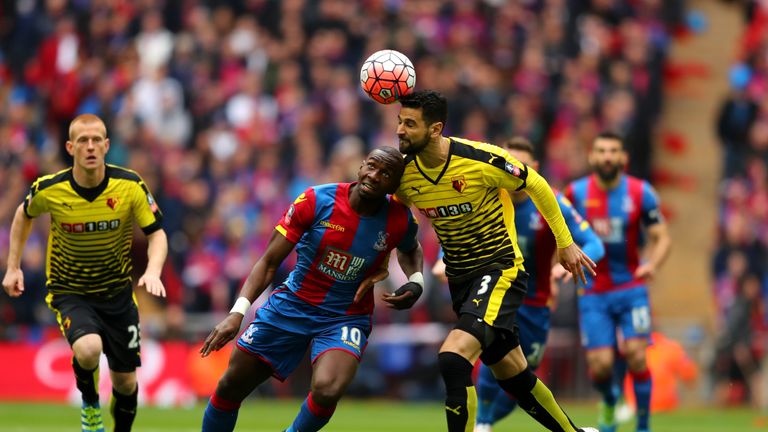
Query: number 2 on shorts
127,324,140,349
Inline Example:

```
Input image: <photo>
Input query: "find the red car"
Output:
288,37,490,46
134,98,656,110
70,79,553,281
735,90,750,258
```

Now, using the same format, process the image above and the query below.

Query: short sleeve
132,179,163,235
276,188,316,243
23,179,49,218
640,182,663,227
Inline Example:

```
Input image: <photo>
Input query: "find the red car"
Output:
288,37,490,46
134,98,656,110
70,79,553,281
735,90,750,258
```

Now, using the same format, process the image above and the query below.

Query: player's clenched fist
2,269,25,297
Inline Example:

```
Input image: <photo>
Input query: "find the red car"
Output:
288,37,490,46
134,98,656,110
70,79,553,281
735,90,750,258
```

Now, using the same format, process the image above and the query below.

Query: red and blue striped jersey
515,191,604,307
565,174,663,293
275,183,418,315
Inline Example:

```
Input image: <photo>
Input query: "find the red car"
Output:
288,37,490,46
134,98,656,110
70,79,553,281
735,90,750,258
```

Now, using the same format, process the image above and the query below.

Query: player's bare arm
137,229,168,298
200,230,296,357
382,241,425,310
635,221,671,280
2,204,34,298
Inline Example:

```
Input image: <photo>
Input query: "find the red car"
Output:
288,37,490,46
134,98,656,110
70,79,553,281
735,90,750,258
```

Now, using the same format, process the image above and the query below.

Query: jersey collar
69,165,110,202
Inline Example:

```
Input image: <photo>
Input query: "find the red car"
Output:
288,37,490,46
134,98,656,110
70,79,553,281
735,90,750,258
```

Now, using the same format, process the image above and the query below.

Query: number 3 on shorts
477,275,492,295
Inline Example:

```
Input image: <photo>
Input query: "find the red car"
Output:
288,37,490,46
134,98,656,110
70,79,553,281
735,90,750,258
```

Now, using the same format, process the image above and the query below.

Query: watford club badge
63,316,72,330
107,197,119,210
451,176,466,193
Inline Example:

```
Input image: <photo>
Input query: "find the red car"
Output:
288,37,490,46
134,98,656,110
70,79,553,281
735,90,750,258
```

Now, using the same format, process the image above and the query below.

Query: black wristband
394,281,423,300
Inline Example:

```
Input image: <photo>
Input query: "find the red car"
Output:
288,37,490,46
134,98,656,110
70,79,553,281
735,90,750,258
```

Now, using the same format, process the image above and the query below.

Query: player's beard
595,162,622,182
398,132,430,155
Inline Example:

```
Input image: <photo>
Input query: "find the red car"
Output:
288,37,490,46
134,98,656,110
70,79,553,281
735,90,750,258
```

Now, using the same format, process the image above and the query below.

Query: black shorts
46,286,141,372
448,267,528,333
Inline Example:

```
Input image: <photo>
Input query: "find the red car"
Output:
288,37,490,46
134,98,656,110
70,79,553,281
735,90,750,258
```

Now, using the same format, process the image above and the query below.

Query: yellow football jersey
396,137,572,279
24,165,163,296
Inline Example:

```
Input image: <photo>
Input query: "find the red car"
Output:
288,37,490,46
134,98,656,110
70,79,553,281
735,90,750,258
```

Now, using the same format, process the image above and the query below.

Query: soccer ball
359,49,416,104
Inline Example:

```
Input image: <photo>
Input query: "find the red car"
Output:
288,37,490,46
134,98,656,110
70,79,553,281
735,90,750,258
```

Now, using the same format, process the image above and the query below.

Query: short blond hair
68,114,107,141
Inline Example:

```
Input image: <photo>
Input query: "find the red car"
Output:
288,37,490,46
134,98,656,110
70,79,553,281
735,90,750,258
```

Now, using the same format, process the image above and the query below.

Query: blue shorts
236,290,372,381
578,285,651,350
516,304,551,368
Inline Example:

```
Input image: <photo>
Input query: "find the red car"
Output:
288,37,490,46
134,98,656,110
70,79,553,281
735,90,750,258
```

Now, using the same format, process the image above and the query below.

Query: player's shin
491,390,518,423
439,352,477,432
286,392,336,432
630,368,652,432
590,372,618,406
497,368,579,432
110,385,138,432
476,365,500,425
73,357,100,405
202,392,241,432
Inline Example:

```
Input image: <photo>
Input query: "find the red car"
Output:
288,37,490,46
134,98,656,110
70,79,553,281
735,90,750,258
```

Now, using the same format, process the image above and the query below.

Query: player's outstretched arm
382,241,425,310
200,230,295,357
138,229,168,298
2,204,34,298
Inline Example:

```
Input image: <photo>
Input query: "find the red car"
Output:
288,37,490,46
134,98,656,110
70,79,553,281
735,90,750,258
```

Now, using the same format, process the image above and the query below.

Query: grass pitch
0,399,761,431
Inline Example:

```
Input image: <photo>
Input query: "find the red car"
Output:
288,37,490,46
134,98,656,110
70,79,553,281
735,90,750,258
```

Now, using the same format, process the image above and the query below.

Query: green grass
0,400,761,431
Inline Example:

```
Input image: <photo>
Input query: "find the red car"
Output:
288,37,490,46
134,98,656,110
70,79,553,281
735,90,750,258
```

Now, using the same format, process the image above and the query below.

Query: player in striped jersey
395,90,598,432
200,147,424,432
565,132,671,432
471,138,605,432
2,114,167,432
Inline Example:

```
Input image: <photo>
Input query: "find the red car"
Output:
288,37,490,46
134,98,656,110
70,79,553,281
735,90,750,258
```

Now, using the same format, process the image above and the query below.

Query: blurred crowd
0,0,683,353
711,0,768,408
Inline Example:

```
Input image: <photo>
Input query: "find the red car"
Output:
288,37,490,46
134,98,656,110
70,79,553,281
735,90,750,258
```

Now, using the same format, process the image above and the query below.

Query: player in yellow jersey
2,114,168,432
395,90,598,432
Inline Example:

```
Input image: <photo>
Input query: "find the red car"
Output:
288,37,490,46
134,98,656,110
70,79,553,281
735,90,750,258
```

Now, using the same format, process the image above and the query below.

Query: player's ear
430,121,444,138
65,140,75,156
104,138,110,154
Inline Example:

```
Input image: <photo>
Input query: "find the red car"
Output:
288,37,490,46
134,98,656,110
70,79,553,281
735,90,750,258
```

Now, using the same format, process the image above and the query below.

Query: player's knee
438,352,474,391
214,373,244,404
111,372,137,395
586,350,613,378
310,381,344,407
588,363,613,381
487,349,527,380
312,385,344,407
72,335,103,368
624,351,647,372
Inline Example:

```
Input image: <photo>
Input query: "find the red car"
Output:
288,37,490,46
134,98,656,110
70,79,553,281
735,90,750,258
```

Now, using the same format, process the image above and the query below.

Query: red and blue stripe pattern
276,183,418,315
565,174,662,293
515,191,604,306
